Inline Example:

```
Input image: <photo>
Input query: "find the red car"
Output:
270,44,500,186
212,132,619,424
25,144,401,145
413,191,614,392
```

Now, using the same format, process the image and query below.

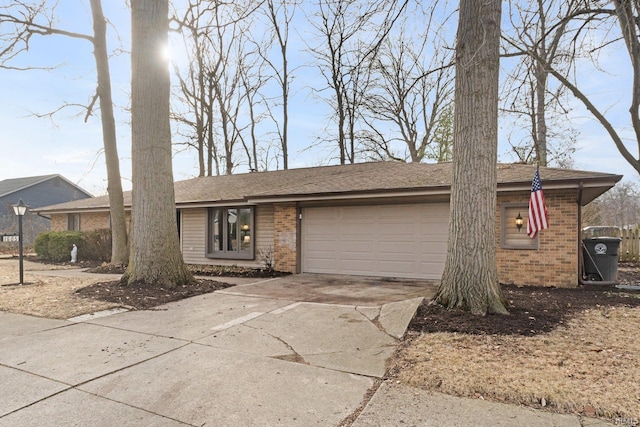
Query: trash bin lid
581,226,621,239
582,237,622,242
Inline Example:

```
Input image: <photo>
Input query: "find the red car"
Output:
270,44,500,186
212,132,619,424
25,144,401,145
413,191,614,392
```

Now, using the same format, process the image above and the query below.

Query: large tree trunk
125,0,195,288
89,0,128,265
434,0,508,316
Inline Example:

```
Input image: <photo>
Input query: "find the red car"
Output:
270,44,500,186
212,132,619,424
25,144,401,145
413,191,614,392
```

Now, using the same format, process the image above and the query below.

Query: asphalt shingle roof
34,162,622,213
0,175,59,198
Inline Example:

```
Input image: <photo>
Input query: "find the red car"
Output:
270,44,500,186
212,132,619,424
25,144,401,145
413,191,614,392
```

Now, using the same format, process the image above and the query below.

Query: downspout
577,182,585,286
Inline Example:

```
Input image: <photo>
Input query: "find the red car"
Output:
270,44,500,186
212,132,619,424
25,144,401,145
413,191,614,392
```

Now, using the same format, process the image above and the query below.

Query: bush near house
35,229,111,263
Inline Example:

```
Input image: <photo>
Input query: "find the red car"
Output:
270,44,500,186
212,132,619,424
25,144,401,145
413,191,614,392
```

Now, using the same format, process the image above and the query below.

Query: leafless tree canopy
4,0,640,182
503,0,640,175
501,0,582,168
0,0,128,264
584,181,640,228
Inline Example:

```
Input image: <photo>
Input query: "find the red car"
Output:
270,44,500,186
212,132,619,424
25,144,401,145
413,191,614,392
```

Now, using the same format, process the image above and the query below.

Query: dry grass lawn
0,258,119,319
2,254,640,424
392,305,640,425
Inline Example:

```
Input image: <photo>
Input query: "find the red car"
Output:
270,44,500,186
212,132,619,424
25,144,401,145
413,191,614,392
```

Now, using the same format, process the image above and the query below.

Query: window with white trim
207,207,254,259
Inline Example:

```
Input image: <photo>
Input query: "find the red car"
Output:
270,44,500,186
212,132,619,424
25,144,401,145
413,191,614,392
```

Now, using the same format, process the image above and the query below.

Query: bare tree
172,1,266,175
501,0,580,167
583,181,640,228
434,0,508,315
307,0,407,164
125,0,194,288
504,0,640,175
0,0,128,264
360,3,455,163
259,0,299,170
171,1,214,177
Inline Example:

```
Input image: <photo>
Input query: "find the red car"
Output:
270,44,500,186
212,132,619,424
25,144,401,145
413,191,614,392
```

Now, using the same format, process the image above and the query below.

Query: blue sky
0,0,637,197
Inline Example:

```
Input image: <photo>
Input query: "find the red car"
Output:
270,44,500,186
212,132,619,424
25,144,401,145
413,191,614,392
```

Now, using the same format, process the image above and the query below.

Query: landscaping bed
390,262,640,425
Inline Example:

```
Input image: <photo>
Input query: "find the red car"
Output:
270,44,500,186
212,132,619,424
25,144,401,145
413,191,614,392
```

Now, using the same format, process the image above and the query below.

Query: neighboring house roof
0,174,93,200
34,162,622,214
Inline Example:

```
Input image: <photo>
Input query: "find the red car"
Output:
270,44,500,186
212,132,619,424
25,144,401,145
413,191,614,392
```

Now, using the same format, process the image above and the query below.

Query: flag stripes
527,167,549,238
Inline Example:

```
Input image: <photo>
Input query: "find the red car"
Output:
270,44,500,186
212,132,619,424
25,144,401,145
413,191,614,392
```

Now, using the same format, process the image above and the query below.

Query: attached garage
36,161,622,288
301,203,449,279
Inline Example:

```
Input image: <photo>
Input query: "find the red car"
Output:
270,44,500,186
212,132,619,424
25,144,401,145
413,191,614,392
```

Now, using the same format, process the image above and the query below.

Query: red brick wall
273,203,297,273
496,190,578,288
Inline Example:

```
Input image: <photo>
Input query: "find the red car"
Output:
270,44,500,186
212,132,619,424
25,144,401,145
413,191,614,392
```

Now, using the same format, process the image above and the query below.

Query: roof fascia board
176,200,255,209
246,188,452,204
498,176,621,192
32,207,114,215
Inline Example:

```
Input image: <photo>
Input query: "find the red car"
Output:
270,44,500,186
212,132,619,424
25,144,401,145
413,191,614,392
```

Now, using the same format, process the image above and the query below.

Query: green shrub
34,229,113,262
47,231,83,262
34,231,52,260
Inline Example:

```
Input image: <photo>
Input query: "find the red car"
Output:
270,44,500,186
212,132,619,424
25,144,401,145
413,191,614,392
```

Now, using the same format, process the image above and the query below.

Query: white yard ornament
71,244,78,263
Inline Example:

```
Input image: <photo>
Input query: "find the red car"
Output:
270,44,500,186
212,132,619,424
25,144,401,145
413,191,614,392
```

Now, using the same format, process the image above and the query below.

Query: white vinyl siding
302,203,449,279
181,206,274,268
255,204,275,259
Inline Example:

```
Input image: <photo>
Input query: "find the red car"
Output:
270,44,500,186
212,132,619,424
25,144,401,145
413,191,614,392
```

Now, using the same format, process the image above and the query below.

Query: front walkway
0,273,429,426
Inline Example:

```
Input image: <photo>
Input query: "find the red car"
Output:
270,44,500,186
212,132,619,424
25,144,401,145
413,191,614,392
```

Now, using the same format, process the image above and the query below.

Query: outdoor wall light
12,199,29,285
515,212,524,232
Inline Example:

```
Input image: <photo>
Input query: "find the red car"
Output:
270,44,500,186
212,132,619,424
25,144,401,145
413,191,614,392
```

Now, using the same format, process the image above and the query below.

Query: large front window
207,207,254,259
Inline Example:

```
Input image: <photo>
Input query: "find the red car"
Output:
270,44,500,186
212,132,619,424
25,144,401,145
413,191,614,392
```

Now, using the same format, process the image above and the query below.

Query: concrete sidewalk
0,272,617,426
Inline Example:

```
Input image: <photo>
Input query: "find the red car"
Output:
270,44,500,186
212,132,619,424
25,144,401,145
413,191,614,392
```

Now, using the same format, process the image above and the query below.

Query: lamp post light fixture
12,199,28,285
515,212,524,233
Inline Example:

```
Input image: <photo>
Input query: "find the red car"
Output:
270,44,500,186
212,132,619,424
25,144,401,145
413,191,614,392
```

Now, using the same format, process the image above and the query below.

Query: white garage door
302,203,449,279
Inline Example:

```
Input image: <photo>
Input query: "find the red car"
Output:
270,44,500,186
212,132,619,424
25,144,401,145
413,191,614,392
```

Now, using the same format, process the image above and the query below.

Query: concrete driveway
0,274,435,426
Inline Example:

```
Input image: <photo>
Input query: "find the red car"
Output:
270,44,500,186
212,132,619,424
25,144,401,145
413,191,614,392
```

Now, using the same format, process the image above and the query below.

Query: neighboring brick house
0,175,92,244
34,162,621,288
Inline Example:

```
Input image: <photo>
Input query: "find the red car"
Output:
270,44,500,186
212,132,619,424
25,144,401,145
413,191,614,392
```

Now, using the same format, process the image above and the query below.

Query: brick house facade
38,162,620,288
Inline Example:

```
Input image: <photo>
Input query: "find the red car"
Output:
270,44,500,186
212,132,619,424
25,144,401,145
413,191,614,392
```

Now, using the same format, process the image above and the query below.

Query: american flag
527,167,549,238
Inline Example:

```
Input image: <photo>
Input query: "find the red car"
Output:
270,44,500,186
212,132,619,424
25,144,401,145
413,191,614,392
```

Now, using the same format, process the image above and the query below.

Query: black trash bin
582,237,621,282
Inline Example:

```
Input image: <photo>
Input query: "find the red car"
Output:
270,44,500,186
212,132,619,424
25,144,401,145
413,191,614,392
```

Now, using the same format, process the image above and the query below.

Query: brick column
273,203,297,273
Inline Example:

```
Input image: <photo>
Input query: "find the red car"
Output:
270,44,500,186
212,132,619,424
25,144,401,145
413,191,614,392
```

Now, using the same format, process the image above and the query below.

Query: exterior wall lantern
515,212,524,232
12,199,29,285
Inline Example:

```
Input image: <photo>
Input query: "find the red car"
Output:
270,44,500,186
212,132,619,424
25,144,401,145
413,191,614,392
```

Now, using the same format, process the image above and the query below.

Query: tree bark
125,0,195,288
89,0,128,265
434,0,508,316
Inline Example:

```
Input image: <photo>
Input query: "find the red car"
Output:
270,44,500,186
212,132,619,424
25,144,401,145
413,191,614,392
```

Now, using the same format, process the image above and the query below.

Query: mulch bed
73,263,288,310
75,278,235,310
27,260,286,311
409,262,640,337
85,262,288,278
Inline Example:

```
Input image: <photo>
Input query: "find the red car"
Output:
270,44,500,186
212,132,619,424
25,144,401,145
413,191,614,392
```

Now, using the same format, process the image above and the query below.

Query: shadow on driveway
220,273,439,306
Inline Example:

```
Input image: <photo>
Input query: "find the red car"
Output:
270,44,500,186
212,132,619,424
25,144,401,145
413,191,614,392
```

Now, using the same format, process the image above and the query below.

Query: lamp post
12,199,28,285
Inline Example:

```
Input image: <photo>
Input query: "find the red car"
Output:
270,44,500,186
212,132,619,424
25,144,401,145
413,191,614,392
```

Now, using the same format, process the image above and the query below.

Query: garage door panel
338,260,374,271
334,241,375,252
302,204,449,279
